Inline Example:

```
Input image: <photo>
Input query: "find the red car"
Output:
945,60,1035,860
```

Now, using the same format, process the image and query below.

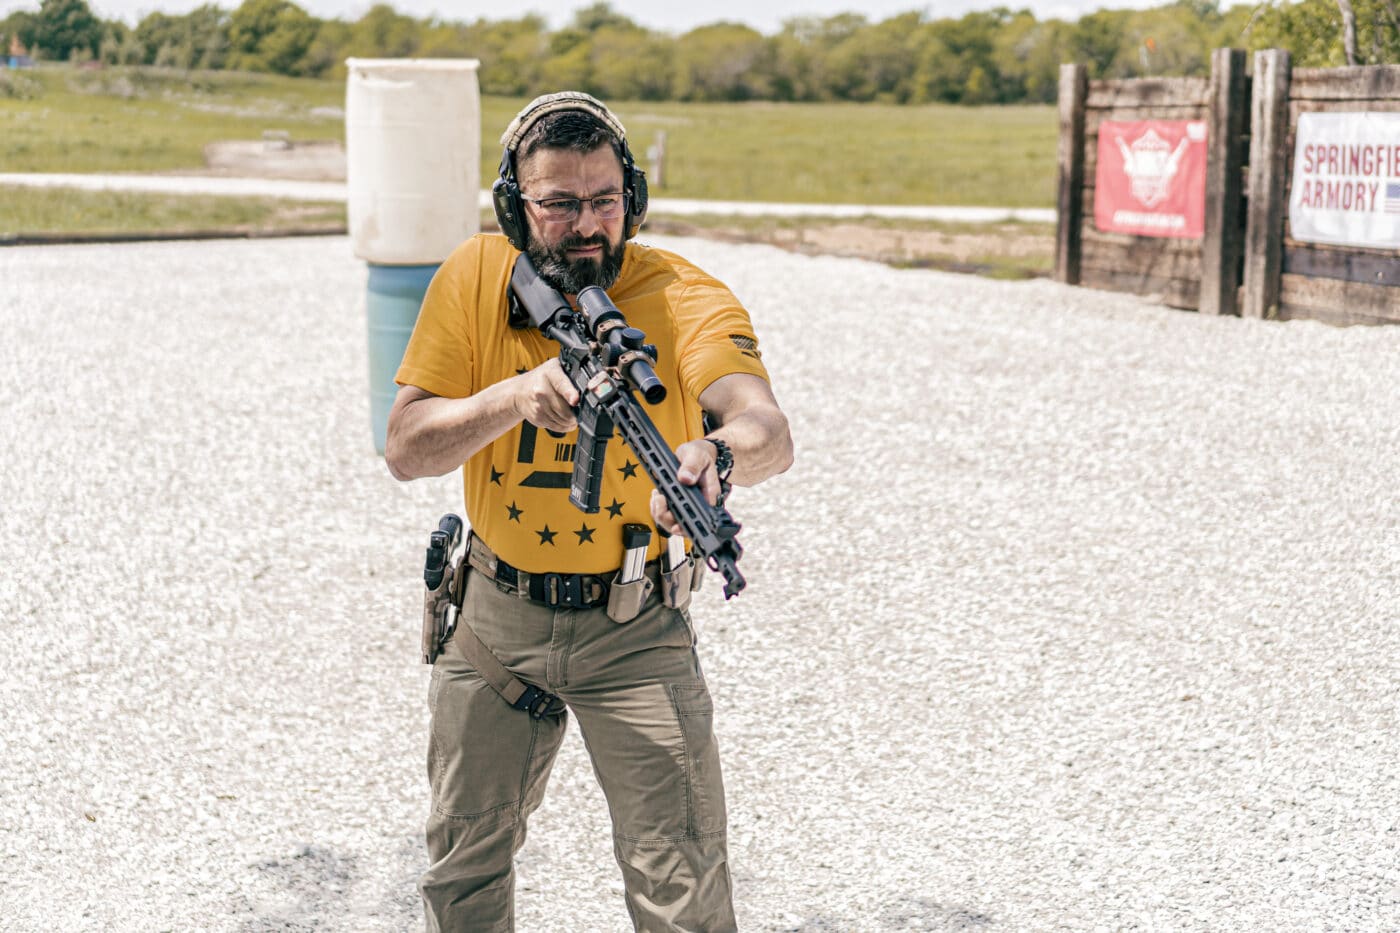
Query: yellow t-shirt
396,233,770,574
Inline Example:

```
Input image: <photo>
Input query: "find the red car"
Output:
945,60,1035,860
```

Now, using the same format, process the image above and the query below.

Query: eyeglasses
521,192,629,223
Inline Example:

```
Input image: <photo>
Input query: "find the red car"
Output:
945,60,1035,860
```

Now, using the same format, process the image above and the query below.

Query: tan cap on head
500,91,628,151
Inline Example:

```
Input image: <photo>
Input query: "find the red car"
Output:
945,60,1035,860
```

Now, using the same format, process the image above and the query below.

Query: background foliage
3,0,1396,104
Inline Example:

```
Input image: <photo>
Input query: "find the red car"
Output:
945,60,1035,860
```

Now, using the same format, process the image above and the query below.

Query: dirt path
642,216,1054,278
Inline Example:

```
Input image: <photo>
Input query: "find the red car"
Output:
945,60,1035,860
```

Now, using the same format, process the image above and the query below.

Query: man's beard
526,231,626,295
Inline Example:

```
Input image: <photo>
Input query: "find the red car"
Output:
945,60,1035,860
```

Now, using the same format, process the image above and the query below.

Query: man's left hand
649,440,721,535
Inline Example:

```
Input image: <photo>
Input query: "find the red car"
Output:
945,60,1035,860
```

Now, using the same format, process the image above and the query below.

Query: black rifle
509,253,745,598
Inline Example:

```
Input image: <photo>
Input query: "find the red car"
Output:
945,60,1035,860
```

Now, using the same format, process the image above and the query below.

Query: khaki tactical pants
420,571,735,933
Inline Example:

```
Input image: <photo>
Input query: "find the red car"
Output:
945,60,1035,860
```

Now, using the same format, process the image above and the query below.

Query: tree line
3,0,1397,104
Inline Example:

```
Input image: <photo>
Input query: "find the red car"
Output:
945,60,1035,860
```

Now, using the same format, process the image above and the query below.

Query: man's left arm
650,372,793,534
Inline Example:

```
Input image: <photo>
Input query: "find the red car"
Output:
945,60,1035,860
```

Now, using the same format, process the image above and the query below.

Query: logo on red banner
1095,120,1207,238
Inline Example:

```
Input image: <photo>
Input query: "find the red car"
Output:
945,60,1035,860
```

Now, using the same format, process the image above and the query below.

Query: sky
1,0,1165,32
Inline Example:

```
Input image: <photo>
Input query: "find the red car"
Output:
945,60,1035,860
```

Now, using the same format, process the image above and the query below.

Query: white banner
1289,112,1400,249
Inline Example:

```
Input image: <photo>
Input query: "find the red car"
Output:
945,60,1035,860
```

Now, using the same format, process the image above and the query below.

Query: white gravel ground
2,234,1397,932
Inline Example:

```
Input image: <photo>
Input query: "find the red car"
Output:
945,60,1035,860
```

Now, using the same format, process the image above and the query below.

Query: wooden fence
1057,50,1400,325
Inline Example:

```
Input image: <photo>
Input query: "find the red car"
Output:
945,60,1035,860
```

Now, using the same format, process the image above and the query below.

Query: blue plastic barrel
366,262,439,454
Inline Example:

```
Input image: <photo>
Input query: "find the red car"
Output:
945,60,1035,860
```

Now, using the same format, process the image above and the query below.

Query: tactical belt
467,536,661,610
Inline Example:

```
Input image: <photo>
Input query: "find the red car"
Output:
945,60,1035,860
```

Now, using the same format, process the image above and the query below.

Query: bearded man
386,91,792,932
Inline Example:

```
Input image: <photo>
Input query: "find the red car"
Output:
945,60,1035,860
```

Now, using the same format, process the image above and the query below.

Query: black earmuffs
491,91,649,252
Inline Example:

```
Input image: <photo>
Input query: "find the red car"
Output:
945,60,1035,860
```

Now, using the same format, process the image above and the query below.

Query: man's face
518,144,627,295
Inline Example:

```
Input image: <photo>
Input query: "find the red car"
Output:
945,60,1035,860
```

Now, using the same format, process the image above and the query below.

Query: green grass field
0,64,1057,208
0,185,345,238
603,99,1057,207
0,66,346,174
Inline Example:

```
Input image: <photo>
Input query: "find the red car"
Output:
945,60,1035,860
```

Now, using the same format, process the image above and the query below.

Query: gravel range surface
2,235,1397,932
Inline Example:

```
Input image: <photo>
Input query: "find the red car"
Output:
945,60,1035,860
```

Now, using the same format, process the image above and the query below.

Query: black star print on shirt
536,525,557,546
490,466,504,486
605,498,625,519
506,502,523,523
574,523,596,544
618,460,639,480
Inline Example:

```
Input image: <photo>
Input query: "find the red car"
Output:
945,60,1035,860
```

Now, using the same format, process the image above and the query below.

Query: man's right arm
384,359,581,482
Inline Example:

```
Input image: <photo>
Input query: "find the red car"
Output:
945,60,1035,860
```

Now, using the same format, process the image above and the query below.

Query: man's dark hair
517,109,624,165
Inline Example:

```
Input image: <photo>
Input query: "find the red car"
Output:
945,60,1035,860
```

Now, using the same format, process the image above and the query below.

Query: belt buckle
543,572,588,609
513,683,564,720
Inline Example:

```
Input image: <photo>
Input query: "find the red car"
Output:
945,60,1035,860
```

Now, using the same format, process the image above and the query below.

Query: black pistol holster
422,515,467,665
421,515,564,720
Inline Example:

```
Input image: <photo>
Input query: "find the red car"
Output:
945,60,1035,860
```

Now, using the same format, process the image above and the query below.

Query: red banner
1094,120,1207,238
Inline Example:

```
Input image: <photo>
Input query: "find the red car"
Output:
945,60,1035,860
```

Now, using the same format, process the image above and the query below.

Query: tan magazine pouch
661,557,695,611
606,573,653,624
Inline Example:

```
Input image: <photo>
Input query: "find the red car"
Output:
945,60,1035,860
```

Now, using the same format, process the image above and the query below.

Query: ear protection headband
491,91,649,252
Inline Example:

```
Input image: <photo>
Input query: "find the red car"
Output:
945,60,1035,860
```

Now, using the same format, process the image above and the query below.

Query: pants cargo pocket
668,682,727,837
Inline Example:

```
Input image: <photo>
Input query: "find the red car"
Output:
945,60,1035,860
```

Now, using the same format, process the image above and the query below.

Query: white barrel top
345,58,481,264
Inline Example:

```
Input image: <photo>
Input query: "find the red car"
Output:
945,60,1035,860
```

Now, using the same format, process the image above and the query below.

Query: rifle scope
576,286,666,404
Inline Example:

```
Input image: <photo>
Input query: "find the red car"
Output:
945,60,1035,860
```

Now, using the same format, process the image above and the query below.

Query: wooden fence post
1055,63,1088,285
647,130,667,189
1242,49,1292,319
1199,48,1248,316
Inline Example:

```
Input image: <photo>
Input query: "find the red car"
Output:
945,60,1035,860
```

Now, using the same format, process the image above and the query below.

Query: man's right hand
514,358,580,433
387,360,583,482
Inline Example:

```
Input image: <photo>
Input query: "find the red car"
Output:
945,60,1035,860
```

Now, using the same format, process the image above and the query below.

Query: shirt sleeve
672,277,771,403
394,238,480,399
